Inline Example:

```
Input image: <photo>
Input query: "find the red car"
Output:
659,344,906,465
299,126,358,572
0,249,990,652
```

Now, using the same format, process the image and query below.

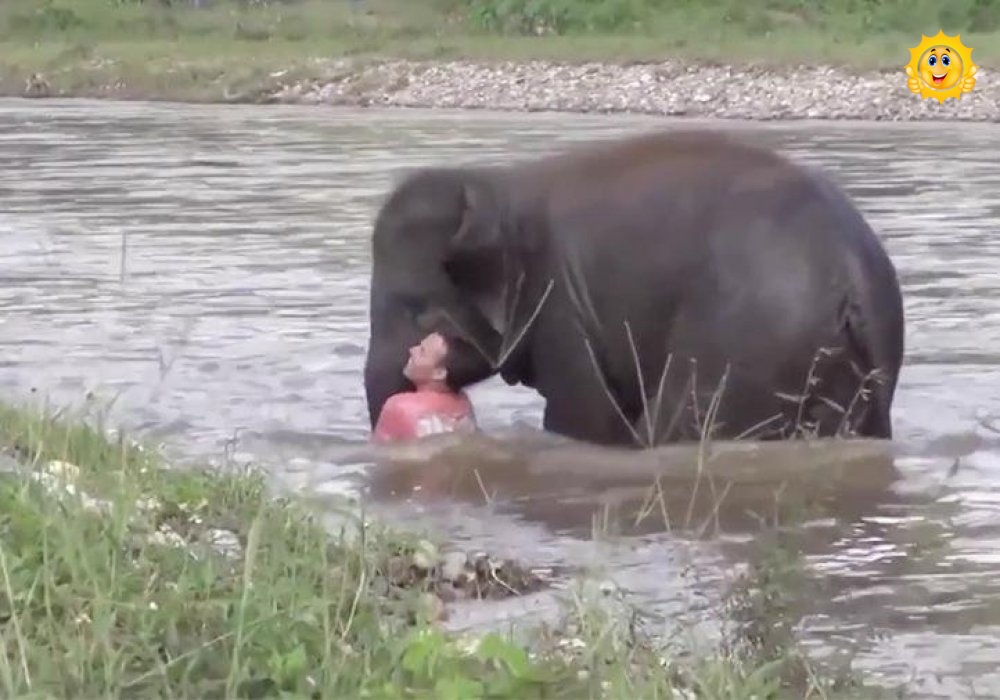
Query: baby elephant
363,129,905,448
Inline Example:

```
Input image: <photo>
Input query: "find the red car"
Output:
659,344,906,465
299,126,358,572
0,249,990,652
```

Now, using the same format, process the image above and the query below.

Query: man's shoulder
375,390,477,442
381,392,444,422
383,390,474,420
382,392,421,413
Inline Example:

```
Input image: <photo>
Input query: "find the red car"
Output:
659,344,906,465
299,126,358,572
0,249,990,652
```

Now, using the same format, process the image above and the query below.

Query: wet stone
440,551,468,582
411,539,438,572
417,592,446,623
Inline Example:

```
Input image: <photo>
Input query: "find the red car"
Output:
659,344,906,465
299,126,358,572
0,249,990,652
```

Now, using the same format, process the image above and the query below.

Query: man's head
402,332,450,387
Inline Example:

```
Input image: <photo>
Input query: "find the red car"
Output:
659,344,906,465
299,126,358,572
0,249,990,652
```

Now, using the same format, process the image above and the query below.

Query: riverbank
265,57,1000,121
2,0,1000,121
7,49,1000,122
0,397,890,698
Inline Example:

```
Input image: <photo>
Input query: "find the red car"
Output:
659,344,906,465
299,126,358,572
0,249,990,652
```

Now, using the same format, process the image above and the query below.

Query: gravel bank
268,57,998,121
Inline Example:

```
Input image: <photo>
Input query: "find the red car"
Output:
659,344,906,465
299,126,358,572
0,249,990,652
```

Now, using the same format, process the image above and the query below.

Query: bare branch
624,320,655,445
734,413,785,441
977,416,1000,435
836,367,884,437
436,308,498,367
649,352,674,444
581,337,647,447
496,279,554,368
685,363,731,529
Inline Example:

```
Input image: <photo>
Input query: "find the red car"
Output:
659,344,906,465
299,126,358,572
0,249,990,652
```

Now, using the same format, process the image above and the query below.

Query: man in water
372,331,478,444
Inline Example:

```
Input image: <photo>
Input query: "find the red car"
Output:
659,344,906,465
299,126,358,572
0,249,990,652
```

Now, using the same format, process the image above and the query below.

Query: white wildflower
456,635,482,656
80,494,110,513
45,460,80,482
135,497,161,513
148,525,186,548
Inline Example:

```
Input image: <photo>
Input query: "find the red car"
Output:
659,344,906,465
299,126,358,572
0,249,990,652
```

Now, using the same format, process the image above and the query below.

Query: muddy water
2,98,1000,697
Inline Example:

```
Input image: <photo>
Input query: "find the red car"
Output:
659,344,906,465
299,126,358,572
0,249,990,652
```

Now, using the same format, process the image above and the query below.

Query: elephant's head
363,167,526,428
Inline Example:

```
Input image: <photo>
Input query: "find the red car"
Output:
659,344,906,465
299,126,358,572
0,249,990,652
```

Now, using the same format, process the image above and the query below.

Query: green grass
1,0,1000,101
0,396,894,698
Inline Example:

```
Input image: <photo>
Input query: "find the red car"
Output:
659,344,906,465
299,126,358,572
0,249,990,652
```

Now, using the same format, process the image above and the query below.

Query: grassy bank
2,0,999,102
0,397,892,698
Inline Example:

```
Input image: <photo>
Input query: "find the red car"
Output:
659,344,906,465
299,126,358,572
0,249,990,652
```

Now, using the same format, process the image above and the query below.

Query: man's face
402,332,448,386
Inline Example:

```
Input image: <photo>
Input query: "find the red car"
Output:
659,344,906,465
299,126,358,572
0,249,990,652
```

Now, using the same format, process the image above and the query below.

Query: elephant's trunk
363,339,414,429
413,302,503,390
442,333,499,391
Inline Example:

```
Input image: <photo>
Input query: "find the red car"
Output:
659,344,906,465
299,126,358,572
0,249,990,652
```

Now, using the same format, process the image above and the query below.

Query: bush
462,0,659,35
5,1,87,35
458,0,1000,36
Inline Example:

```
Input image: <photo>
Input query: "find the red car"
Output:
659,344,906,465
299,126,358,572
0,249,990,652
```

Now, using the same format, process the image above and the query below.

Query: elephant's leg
792,345,893,439
537,342,760,447
626,364,693,445
533,341,645,446
542,398,641,446
632,347,888,444
633,361,795,444
626,360,743,445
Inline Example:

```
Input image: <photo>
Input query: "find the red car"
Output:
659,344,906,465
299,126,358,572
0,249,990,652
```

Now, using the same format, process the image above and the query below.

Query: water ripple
2,99,1000,693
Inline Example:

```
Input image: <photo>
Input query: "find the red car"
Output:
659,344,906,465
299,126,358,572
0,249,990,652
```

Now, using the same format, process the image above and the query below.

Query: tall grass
462,0,1000,35
0,0,450,43
2,0,999,72
4,0,999,42
0,396,896,698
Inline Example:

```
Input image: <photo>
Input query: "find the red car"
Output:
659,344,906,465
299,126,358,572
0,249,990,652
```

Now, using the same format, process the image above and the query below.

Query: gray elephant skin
363,130,905,448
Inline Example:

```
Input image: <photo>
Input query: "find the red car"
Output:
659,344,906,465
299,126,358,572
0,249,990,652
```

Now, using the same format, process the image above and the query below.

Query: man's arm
461,392,478,427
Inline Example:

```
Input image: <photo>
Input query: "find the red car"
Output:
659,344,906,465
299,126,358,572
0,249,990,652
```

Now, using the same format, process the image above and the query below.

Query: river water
2,98,999,697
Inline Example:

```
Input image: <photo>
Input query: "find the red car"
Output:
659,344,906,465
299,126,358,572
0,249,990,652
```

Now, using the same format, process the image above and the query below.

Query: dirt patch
377,539,555,622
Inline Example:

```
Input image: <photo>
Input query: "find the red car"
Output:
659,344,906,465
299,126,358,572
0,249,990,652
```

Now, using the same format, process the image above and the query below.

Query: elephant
363,129,905,448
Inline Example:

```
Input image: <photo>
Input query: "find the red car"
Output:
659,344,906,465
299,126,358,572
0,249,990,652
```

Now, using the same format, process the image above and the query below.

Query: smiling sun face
906,31,977,103
919,45,963,90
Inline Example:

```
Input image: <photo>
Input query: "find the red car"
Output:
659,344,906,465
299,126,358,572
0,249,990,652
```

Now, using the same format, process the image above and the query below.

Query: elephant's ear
442,182,508,333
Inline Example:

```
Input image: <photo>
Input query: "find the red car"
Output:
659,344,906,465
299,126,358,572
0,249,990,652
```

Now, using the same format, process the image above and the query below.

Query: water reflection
362,435,903,535
2,98,1000,696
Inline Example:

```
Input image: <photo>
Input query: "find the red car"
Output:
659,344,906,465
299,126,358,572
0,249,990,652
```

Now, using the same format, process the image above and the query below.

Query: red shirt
372,389,477,444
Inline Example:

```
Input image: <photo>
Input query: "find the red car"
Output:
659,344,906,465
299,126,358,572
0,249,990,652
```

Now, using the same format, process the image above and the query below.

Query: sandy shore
264,57,998,121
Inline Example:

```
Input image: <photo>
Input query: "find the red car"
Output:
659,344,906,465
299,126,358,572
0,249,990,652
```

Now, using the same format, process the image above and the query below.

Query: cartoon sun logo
905,30,978,103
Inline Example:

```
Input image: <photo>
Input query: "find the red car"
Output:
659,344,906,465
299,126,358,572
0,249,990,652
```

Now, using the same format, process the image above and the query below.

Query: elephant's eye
396,294,426,320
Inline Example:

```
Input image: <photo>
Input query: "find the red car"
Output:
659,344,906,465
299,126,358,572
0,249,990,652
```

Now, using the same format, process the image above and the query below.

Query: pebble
411,539,439,572
267,58,1000,122
205,528,242,558
440,551,468,582
417,592,446,623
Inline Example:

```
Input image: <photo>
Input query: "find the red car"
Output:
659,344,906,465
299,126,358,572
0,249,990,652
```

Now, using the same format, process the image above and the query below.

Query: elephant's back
529,130,875,260
513,129,795,196
526,130,893,351
508,129,892,327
